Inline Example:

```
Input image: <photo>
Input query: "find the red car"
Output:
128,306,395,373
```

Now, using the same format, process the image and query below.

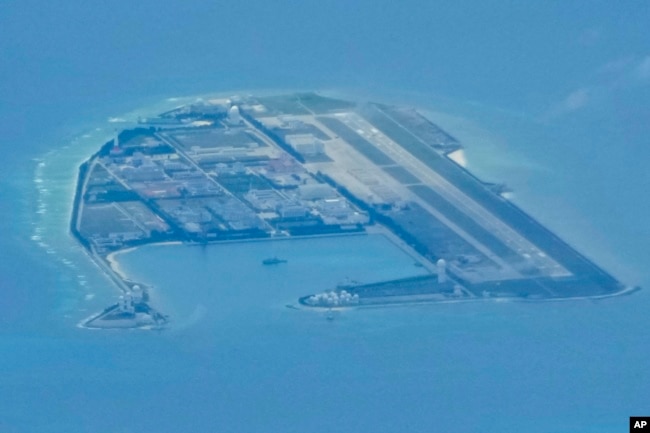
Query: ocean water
1,1,649,432
116,235,430,325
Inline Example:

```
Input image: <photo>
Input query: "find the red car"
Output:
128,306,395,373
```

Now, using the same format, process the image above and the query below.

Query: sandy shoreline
105,250,133,281
105,241,183,281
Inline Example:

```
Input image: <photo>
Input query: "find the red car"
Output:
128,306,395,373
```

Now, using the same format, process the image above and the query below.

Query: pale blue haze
1,1,649,432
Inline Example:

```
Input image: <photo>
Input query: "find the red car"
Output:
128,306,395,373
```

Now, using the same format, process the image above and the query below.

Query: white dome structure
228,105,242,125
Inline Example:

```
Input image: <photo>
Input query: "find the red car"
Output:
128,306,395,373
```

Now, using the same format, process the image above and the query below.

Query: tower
110,129,123,156
437,259,447,284
131,285,143,304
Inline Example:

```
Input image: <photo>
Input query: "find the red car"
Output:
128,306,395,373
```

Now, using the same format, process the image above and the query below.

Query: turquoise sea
2,1,649,432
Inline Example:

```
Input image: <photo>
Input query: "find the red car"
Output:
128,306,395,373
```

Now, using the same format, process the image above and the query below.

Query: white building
118,295,135,314
285,134,324,156
298,183,337,200
276,202,308,219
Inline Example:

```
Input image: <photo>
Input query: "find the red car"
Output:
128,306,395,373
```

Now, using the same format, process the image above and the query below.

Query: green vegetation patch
296,92,356,114
170,128,265,149
408,184,518,260
385,203,487,263
382,165,421,184
216,173,273,195
79,203,145,238
374,104,459,149
256,95,312,116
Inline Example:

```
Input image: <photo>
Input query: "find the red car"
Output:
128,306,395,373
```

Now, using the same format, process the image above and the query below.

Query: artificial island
71,92,636,329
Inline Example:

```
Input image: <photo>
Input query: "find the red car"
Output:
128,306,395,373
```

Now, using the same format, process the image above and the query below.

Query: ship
262,257,288,265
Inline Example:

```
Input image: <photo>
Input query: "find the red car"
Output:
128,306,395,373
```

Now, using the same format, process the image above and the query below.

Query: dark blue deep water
1,2,649,432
